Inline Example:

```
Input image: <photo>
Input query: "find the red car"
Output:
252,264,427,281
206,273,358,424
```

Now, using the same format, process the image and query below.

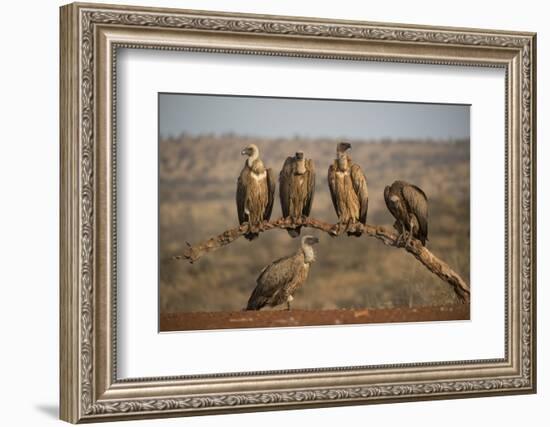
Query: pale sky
159,93,470,141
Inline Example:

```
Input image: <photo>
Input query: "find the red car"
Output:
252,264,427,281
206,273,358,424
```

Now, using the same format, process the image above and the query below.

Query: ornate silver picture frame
60,2,536,423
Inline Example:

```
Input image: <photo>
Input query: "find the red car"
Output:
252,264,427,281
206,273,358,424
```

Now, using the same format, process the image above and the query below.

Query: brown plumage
246,235,319,311
384,180,428,246
279,151,315,237
327,142,369,236
236,144,276,240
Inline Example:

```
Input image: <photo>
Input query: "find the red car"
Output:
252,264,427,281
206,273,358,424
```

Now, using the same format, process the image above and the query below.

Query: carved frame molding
60,2,536,423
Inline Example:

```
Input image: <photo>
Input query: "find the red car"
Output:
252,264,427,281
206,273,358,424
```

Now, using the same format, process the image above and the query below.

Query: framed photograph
60,2,536,423
159,94,471,332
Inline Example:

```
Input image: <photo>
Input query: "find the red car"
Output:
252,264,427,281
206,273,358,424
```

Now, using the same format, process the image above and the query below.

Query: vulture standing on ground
384,180,429,246
246,235,319,311
236,144,276,240
279,151,316,237
327,142,369,236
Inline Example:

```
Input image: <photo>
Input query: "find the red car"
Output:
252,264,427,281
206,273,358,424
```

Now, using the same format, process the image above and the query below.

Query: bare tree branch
172,217,470,304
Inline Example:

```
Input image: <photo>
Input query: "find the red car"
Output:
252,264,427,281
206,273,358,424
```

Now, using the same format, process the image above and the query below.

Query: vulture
279,151,316,237
384,180,428,246
246,235,319,311
236,144,276,240
327,142,369,236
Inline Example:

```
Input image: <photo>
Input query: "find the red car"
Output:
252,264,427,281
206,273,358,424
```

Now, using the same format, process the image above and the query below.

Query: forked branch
172,217,470,304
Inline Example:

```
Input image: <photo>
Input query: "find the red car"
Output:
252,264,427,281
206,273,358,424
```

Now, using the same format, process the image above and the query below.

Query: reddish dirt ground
160,304,470,332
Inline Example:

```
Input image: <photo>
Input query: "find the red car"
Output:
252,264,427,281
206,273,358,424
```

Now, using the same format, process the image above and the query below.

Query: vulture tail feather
244,232,259,241
287,227,301,238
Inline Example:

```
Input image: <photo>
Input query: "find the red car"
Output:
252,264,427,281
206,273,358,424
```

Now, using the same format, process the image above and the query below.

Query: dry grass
159,135,470,314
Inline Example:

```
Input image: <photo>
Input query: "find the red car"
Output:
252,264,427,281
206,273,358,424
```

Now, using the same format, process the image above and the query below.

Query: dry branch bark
172,217,470,304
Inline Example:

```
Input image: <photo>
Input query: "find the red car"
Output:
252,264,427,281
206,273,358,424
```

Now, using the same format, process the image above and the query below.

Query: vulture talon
396,233,406,247
329,224,340,236
403,232,411,247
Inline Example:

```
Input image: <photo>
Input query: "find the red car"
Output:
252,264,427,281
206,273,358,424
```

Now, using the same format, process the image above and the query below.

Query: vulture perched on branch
246,235,319,311
328,142,369,236
384,180,429,246
279,151,316,237
236,144,276,240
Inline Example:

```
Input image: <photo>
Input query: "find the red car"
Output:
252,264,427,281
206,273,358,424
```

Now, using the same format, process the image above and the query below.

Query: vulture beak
241,147,250,156
295,151,304,160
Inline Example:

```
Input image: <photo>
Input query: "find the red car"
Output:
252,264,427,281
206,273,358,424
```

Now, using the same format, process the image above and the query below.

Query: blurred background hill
159,135,470,313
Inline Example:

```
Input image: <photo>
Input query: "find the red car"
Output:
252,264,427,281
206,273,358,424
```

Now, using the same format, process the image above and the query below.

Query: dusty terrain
160,305,470,331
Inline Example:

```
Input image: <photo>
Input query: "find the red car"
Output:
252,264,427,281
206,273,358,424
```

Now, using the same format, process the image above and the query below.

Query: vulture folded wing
402,185,428,242
264,168,277,220
236,168,248,225
327,163,338,215
350,164,369,224
278,157,294,218
303,159,316,216
247,255,295,309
